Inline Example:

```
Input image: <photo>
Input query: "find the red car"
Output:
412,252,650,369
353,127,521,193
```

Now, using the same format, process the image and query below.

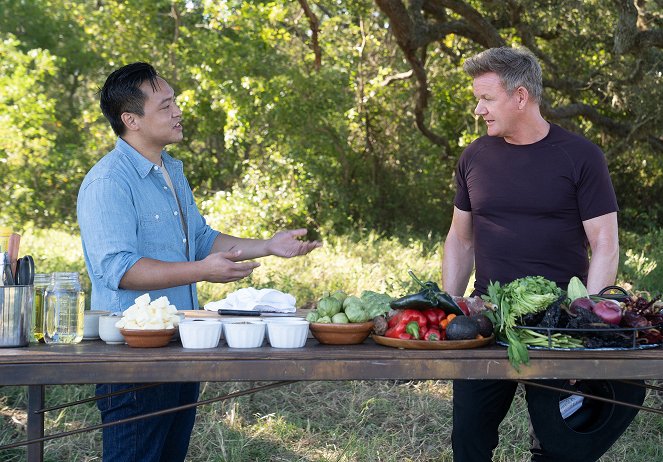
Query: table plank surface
2,339,662,384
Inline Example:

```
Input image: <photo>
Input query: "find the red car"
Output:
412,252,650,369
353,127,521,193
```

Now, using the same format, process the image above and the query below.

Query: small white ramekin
263,317,307,342
83,310,111,339
223,321,265,348
267,321,309,348
99,314,125,344
179,319,223,349
219,316,262,340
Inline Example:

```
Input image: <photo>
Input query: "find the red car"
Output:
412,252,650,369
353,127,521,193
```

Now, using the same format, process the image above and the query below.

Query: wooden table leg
27,385,44,462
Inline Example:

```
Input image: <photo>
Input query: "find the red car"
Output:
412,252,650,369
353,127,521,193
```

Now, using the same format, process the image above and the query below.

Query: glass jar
44,272,85,344
31,273,51,343
0,226,11,253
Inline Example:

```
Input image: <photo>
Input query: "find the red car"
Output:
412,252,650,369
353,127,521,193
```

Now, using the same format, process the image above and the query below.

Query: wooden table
2,340,663,384
2,338,662,461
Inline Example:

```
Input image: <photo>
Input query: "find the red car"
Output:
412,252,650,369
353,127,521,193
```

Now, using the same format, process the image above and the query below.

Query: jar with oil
31,273,51,343
44,272,85,344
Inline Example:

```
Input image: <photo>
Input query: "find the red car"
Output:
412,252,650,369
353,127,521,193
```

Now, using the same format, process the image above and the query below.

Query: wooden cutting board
181,309,310,319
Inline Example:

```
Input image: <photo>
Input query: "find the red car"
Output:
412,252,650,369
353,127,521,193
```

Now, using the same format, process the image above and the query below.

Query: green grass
1,381,662,461
1,228,662,461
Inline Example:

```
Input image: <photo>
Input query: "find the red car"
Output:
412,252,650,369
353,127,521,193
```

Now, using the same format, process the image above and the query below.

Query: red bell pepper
384,309,428,340
423,308,446,328
424,328,442,341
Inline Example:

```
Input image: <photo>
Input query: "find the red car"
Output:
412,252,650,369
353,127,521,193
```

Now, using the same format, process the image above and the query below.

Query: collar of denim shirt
114,138,182,179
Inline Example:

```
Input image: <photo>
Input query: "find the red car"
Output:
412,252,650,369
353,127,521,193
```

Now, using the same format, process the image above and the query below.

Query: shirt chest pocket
138,211,180,255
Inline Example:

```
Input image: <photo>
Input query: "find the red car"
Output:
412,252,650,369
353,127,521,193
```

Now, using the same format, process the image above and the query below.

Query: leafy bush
619,230,663,293
197,231,443,307
199,153,317,240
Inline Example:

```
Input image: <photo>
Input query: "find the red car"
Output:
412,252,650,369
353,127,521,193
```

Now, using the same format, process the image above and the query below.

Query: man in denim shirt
77,62,321,462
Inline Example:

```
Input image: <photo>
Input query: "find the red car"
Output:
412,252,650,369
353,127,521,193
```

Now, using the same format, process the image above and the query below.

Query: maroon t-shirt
454,123,618,295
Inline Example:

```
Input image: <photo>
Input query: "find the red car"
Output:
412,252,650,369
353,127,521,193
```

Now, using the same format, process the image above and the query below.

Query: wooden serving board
372,334,494,350
180,309,310,319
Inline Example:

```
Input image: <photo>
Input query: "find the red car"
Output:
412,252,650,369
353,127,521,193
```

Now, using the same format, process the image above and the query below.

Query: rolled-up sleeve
77,177,142,291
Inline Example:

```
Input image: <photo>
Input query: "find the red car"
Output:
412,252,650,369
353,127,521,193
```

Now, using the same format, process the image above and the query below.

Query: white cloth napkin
204,288,296,313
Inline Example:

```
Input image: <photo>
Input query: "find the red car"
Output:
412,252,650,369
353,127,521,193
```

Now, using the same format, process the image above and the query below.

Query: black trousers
452,379,645,462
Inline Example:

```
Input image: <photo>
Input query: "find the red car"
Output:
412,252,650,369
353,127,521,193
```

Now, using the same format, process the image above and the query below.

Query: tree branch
542,102,630,137
612,0,663,53
380,69,414,86
373,0,449,148
298,0,322,71
437,0,505,48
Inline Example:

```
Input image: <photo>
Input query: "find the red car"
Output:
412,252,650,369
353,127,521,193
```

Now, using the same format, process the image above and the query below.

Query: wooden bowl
119,328,176,348
309,321,374,345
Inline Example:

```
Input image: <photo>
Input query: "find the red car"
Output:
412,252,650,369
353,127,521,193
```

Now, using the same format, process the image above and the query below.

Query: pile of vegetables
306,289,392,324
484,275,663,371
378,308,453,341
389,270,466,316
483,276,576,370
371,271,493,342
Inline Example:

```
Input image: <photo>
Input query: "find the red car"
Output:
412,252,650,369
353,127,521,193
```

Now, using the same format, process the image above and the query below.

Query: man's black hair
99,62,160,136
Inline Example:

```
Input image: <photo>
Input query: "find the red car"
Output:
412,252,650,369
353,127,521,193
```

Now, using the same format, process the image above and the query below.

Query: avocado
471,313,494,337
446,316,480,340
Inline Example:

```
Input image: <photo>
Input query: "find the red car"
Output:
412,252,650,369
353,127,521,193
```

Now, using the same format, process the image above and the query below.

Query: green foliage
0,0,660,237
0,35,58,228
619,230,663,293
197,230,443,308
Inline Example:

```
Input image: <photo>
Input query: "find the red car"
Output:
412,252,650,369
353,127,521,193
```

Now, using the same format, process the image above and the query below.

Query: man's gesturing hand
202,250,260,283
266,229,322,258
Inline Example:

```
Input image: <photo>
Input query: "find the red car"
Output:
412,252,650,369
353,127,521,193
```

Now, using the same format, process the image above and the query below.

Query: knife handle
7,233,20,278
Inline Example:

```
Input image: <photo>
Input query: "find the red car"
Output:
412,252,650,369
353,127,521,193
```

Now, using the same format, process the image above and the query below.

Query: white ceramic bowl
172,312,186,340
99,315,125,344
267,321,309,348
83,310,111,339
262,316,306,324
179,319,222,349
262,317,305,342
223,321,265,348
219,316,262,340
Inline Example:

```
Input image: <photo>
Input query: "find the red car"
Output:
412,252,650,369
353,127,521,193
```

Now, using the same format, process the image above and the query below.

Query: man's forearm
442,237,475,296
586,246,619,294
583,212,619,294
211,233,269,260
119,258,203,290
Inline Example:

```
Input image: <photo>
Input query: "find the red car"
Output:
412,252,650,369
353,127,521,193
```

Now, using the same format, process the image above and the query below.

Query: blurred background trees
1,0,661,239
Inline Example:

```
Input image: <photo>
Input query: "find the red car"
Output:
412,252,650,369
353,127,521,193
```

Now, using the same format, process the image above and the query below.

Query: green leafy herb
483,276,562,371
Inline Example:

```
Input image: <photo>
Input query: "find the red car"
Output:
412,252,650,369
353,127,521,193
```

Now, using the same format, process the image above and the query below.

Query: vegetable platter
370,271,495,350
483,276,663,371
372,333,494,350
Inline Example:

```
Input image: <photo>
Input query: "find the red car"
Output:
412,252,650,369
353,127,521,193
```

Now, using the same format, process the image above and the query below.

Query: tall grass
1,229,662,461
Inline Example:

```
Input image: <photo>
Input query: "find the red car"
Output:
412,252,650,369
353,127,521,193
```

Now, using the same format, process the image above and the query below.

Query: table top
2,338,662,385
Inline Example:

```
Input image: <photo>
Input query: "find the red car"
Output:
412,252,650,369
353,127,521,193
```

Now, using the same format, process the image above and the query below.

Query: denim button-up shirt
77,138,219,312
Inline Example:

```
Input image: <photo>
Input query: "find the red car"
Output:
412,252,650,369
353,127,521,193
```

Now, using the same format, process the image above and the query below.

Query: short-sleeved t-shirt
454,123,618,295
